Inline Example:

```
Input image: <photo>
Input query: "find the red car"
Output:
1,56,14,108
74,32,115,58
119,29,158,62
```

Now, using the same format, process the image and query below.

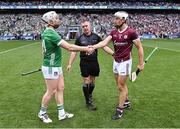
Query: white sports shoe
59,112,74,121
38,113,52,123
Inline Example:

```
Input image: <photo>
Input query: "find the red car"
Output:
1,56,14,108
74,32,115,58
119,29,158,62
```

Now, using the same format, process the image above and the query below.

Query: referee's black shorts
80,60,100,77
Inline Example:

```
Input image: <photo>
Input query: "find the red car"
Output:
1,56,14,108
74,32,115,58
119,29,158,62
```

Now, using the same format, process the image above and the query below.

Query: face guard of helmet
42,11,60,29
114,11,128,28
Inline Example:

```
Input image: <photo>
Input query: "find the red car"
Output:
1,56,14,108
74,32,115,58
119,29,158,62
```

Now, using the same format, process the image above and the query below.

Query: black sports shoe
123,100,131,109
86,103,97,111
112,107,123,120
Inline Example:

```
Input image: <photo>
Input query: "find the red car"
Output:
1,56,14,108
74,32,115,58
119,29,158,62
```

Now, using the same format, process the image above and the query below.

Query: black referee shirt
75,32,102,61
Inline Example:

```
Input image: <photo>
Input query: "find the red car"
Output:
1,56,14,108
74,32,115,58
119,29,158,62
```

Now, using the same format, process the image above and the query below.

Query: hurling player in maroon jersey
93,11,144,120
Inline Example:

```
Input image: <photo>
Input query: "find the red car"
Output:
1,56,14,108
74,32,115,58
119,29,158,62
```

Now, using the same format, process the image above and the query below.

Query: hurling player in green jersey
38,11,94,123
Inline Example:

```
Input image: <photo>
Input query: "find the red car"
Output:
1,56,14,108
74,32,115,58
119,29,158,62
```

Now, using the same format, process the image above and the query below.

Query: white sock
57,104,65,116
39,105,47,115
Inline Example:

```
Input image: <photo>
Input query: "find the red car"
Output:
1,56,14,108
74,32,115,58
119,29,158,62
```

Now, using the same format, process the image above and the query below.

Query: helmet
114,11,128,20
42,11,58,23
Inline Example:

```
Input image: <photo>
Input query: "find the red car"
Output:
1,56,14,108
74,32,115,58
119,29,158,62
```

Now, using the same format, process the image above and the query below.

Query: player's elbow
136,43,143,51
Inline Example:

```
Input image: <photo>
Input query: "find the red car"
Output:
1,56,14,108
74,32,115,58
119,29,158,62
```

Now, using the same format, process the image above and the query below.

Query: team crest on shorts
54,72,58,76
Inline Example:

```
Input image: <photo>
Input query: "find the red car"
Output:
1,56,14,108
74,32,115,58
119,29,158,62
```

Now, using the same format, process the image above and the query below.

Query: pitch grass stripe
0,42,39,54
142,88,180,93
143,44,180,53
133,98,180,102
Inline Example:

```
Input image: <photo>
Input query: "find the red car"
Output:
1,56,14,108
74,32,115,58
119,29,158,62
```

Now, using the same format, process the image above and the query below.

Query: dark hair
81,18,90,24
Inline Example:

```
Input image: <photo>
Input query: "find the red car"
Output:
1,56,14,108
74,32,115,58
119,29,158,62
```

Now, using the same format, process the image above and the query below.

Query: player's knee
84,77,91,84
46,90,55,98
118,86,122,91
52,89,57,94
118,83,126,91
118,80,126,87
90,76,95,83
57,85,64,91
91,79,95,84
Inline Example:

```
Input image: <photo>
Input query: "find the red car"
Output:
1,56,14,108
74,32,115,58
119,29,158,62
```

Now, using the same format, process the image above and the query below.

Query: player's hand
137,62,144,71
86,45,94,55
66,64,72,72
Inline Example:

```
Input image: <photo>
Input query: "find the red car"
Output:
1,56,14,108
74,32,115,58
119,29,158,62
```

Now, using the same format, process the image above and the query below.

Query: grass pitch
0,39,180,128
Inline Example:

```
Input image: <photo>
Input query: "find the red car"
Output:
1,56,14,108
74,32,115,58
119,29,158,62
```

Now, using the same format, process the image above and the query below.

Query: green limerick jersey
41,28,62,67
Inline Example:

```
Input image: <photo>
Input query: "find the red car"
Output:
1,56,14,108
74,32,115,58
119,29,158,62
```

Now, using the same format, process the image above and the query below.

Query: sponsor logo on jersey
114,40,128,46
113,34,118,38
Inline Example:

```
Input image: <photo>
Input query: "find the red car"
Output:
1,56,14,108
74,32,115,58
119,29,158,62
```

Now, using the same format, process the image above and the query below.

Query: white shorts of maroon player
113,59,132,76
41,66,63,79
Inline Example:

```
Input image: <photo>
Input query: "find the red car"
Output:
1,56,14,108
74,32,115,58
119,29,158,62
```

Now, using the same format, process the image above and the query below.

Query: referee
67,20,114,111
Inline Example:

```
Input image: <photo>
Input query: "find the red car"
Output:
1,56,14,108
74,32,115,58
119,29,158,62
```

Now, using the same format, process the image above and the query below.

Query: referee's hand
86,45,94,55
66,64,72,72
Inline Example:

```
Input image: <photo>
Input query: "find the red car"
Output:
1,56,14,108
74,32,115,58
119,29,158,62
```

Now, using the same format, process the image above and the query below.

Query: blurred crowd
0,12,179,39
0,0,179,7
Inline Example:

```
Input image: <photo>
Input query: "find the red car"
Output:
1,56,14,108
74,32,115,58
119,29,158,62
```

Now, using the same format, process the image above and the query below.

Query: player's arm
93,35,112,49
59,39,93,53
41,46,44,57
41,40,46,59
102,46,114,56
133,38,144,70
66,52,77,72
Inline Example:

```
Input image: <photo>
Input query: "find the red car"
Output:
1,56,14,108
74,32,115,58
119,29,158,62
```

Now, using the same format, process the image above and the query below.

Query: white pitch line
0,42,39,55
143,44,180,53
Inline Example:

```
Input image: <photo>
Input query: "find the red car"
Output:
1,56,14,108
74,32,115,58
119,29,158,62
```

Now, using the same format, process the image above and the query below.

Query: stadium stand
0,0,179,7
0,0,179,40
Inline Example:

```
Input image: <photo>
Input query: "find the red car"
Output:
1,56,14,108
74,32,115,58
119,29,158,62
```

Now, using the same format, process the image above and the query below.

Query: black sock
82,84,90,104
89,83,95,97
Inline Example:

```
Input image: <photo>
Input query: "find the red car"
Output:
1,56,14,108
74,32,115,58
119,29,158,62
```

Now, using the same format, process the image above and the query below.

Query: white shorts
41,66,63,79
113,59,132,76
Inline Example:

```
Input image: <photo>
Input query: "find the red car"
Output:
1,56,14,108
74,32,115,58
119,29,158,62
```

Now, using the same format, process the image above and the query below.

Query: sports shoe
123,100,131,109
112,107,123,120
59,112,74,121
38,113,52,123
87,103,97,111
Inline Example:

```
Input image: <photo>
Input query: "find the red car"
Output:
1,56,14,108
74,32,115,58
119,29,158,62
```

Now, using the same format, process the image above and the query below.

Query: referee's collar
83,32,93,37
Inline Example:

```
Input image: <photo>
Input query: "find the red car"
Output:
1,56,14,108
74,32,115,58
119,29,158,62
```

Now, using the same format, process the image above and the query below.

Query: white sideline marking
143,44,180,53
0,42,39,54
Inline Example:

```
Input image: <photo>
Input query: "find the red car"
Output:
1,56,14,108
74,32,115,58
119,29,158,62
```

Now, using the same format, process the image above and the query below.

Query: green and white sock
57,104,65,116
39,105,47,115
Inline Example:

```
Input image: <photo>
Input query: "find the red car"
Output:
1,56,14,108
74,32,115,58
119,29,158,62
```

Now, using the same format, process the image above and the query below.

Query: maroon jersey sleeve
109,29,115,37
130,29,138,41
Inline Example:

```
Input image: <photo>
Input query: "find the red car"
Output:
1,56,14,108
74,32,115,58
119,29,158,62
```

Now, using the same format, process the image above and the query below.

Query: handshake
85,45,95,55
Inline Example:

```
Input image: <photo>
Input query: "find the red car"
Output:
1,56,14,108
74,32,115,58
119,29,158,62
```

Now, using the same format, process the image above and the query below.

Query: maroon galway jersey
110,27,138,62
